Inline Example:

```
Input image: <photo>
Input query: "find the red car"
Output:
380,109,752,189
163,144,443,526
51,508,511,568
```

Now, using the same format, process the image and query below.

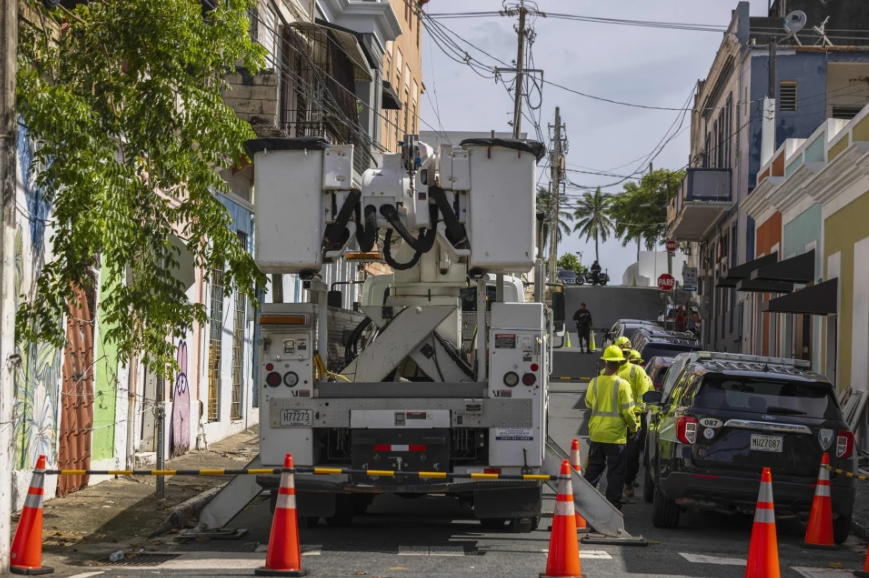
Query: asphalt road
72,380,866,578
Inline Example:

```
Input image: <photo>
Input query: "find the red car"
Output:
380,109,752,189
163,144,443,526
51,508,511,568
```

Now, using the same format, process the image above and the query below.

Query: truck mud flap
544,437,646,545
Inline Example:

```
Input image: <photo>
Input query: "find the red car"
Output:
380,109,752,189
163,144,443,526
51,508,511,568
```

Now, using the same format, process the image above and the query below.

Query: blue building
667,0,869,355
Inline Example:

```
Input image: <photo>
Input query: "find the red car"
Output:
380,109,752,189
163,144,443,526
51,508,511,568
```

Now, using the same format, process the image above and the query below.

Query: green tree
536,185,572,252
572,188,614,264
17,0,267,375
610,169,684,260
556,253,585,275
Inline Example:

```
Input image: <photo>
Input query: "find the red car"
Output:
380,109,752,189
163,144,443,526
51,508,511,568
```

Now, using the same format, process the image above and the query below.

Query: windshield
694,376,841,420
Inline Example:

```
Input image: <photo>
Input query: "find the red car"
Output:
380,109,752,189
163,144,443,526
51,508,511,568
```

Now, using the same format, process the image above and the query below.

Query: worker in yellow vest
622,349,653,497
584,346,639,510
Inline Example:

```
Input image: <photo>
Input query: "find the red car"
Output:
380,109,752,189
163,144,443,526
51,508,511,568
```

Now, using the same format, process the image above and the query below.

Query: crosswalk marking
679,553,745,565
540,549,611,560
792,568,855,578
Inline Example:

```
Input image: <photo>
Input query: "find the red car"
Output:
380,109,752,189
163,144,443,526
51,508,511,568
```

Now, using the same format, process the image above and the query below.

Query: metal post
511,0,526,139
156,374,165,499
476,277,488,381
0,0,18,567
318,289,328,370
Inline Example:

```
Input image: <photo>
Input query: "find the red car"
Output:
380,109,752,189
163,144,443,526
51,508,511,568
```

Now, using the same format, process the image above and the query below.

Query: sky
419,0,772,283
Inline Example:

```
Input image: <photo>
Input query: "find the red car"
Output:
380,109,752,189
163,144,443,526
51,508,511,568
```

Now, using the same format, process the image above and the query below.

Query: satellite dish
783,10,807,34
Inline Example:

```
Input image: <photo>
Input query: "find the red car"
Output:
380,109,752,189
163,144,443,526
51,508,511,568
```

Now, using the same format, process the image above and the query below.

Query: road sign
683,267,698,292
666,240,678,253
657,273,676,291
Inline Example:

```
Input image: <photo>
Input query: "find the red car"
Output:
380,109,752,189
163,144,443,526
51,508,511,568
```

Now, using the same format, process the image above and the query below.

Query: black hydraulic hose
428,185,467,245
344,317,372,364
356,205,378,252
326,189,361,245
383,229,423,270
380,204,425,252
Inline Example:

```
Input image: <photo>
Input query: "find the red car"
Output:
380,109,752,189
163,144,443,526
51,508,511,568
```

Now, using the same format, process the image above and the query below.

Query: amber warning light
346,251,383,261
260,315,308,325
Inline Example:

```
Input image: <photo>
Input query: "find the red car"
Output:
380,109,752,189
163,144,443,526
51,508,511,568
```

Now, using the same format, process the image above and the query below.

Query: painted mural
170,340,191,456
13,122,63,471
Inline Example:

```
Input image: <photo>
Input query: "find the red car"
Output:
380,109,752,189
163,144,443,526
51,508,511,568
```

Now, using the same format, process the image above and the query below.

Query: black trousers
583,441,627,510
577,325,591,350
625,414,647,485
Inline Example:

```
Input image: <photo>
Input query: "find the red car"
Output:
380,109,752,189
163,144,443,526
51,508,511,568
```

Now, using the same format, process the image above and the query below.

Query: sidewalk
16,426,262,570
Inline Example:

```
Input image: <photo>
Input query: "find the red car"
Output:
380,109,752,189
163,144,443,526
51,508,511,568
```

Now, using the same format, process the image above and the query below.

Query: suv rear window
693,376,841,420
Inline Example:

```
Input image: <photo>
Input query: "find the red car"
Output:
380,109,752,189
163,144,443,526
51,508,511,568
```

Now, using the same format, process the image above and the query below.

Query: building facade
667,0,869,360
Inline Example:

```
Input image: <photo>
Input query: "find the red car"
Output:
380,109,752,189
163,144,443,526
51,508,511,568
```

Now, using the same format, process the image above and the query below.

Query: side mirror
643,391,663,405
551,292,565,323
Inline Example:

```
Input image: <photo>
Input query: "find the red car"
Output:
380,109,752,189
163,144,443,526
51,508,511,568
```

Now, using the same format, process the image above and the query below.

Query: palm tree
536,185,573,252
572,187,614,264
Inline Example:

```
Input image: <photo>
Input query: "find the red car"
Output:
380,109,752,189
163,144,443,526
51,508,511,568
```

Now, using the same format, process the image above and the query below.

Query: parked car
644,356,674,391
557,269,577,285
632,327,701,364
643,351,856,542
602,319,660,347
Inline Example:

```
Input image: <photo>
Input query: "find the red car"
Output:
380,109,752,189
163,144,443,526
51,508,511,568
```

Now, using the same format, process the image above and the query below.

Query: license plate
750,434,783,452
281,409,313,427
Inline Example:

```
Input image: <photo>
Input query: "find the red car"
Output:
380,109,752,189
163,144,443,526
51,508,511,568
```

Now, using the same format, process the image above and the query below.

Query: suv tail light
837,430,854,459
676,416,698,444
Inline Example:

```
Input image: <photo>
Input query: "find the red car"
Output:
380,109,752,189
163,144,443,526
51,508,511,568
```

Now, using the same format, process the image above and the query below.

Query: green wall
783,203,822,371
93,272,120,461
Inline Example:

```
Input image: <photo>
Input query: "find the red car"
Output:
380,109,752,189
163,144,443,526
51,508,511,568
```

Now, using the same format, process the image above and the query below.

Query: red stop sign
658,273,676,291
666,240,678,252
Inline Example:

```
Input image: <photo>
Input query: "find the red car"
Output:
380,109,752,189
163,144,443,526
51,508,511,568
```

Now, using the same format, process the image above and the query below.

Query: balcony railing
667,168,732,242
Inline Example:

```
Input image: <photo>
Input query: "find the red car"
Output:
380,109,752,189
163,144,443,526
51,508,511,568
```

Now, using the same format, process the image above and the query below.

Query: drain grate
98,553,182,567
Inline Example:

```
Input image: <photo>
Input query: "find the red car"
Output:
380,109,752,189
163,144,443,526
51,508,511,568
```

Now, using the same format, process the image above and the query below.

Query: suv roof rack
694,351,811,369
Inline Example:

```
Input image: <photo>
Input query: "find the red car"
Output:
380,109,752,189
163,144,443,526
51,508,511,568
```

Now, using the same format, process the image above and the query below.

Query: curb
149,483,227,538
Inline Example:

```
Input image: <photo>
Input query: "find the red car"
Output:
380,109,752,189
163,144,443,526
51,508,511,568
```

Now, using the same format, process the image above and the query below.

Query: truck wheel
643,466,654,504
833,514,852,544
651,484,680,529
325,494,354,527
269,489,278,514
301,516,320,529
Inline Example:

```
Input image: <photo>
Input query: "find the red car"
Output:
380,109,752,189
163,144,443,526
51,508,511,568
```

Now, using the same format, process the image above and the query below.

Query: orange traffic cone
804,453,837,549
745,467,779,578
569,439,588,532
11,455,53,575
855,545,869,577
256,454,308,577
541,459,582,578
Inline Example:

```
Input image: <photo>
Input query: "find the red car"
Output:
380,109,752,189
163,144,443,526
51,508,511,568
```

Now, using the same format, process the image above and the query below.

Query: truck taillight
837,430,854,459
676,416,698,444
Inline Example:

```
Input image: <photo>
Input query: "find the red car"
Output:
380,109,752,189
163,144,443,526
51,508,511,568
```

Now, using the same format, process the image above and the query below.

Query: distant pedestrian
573,303,593,353
674,306,686,332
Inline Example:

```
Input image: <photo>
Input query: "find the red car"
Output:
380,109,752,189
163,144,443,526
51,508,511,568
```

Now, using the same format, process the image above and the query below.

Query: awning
751,249,815,283
715,252,778,288
290,21,373,82
735,279,794,293
382,80,402,110
761,278,838,316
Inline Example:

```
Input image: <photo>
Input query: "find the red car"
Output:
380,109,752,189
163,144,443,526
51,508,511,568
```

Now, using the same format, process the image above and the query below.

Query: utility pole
548,107,564,283
0,0,17,569
511,0,527,139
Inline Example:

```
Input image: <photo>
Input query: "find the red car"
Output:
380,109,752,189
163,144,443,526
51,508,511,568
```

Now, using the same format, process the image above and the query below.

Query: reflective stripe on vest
590,377,625,419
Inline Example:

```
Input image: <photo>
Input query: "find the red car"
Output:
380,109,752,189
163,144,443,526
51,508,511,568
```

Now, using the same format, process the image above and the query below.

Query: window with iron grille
208,270,224,422
278,26,374,175
230,233,247,420
779,81,797,112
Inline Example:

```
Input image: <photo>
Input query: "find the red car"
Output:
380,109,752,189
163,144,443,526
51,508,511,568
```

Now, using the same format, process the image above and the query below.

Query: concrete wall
783,203,822,370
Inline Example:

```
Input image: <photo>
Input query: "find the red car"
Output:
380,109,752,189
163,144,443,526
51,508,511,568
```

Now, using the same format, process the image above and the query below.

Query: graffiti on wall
170,340,190,456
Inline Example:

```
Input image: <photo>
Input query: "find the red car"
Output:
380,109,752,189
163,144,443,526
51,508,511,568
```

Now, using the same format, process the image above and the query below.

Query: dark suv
643,352,856,542
632,327,700,366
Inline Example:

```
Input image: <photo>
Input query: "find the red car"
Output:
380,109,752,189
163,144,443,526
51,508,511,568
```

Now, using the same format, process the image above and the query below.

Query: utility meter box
487,302,546,468
246,138,328,274
258,303,317,466
462,139,538,272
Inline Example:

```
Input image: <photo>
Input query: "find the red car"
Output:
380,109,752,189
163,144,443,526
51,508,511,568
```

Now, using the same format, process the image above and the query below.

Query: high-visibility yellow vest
585,375,639,444
619,363,654,414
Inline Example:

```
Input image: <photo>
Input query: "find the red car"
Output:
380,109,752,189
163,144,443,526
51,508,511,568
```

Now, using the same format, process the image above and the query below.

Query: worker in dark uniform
590,260,602,285
572,302,593,353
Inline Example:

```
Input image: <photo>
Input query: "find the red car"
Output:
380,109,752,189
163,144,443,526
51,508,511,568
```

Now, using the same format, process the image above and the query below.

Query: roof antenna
813,16,834,47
